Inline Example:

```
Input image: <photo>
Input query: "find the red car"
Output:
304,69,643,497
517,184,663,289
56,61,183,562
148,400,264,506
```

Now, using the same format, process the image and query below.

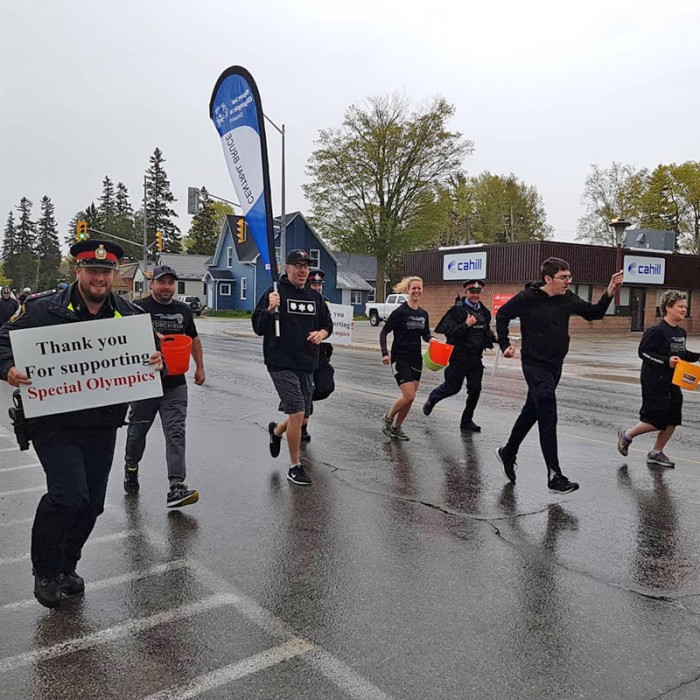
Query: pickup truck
364,294,408,326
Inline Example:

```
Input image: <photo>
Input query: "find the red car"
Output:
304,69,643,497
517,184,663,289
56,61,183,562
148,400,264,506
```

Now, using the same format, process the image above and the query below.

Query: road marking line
0,516,34,529
0,447,20,453
0,463,41,474
0,485,45,498
0,529,141,567
0,593,238,673
0,560,190,611
141,638,315,700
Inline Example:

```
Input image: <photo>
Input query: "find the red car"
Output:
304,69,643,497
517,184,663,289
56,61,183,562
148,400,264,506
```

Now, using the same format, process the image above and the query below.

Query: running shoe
422,400,435,416
617,428,632,457
647,451,675,468
301,426,311,442
391,425,410,441
548,473,580,494
33,575,61,609
495,447,517,483
382,414,394,438
287,464,312,485
268,421,281,458
167,483,200,508
123,465,140,494
460,421,481,432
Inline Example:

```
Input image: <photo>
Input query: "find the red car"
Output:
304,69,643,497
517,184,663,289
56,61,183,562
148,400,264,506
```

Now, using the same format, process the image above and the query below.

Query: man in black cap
302,268,335,442
0,240,163,608
123,265,204,507
252,249,333,485
423,279,495,431
0,286,19,325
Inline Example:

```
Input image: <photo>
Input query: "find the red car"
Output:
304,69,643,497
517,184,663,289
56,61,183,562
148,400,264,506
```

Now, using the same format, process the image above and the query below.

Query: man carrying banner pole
0,240,163,608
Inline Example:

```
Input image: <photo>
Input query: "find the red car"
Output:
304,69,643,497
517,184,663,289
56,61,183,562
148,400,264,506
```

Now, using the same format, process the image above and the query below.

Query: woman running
380,276,432,441
617,290,700,467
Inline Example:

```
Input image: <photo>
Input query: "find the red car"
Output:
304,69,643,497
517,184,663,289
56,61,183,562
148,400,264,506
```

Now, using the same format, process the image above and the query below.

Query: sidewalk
198,316,659,384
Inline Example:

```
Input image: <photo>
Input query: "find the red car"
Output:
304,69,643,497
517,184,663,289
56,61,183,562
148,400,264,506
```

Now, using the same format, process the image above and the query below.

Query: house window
367,286,376,302
240,277,247,300
226,246,233,267
220,283,232,296
177,281,185,294
655,289,691,317
351,290,362,305
571,284,591,302
309,249,320,268
275,247,281,263
135,281,143,294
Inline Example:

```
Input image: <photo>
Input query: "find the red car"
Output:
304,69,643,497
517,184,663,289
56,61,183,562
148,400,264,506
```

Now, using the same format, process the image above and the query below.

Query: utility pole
142,175,148,264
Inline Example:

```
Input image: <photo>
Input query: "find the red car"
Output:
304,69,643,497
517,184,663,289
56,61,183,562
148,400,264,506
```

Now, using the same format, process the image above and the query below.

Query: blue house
204,212,341,311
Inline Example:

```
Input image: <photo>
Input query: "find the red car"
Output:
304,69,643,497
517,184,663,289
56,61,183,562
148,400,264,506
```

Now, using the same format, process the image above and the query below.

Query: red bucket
428,339,454,366
160,334,192,376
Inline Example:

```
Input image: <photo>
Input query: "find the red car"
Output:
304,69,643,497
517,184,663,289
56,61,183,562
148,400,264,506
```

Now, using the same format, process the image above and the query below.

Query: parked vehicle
364,294,407,326
176,295,203,316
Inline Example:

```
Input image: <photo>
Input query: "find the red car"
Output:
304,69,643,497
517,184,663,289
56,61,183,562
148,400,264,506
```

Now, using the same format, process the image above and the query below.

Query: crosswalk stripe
0,593,238,673
0,463,41,474
0,485,45,498
142,638,315,700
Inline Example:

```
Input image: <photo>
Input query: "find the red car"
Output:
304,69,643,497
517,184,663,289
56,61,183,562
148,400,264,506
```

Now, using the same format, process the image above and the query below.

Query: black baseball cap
153,265,179,280
70,240,124,269
286,249,310,265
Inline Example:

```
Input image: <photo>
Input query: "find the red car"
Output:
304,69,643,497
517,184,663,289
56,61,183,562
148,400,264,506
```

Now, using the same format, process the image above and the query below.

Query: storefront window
606,286,631,316
571,284,591,301
655,289,691,317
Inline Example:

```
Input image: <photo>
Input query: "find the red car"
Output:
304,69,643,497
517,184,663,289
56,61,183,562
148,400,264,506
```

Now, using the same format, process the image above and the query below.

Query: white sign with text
327,303,353,346
623,255,666,285
443,251,487,281
10,314,162,418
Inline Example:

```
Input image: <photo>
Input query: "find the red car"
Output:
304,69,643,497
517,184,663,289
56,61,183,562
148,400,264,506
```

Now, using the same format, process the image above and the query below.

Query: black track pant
428,360,484,426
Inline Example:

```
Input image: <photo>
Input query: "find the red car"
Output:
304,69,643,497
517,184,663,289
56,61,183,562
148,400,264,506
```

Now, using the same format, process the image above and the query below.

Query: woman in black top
379,276,432,441
617,290,700,468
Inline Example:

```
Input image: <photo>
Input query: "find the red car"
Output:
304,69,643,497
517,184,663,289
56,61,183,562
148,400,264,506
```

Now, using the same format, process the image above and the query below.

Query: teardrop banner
209,66,278,284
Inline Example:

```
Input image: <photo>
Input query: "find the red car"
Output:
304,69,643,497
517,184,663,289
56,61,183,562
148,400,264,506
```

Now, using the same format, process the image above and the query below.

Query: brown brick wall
422,283,699,336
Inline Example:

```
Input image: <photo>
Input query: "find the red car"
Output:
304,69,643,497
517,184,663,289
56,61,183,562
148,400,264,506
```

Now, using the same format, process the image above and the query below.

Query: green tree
184,188,231,254
2,211,17,262
304,94,472,299
5,198,38,290
0,263,11,287
145,147,181,254
35,196,62,290
576,162,646,245
64,203,103,248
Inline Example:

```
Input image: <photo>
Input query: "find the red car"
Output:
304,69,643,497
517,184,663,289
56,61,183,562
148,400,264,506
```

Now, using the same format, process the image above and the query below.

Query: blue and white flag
209,66,278,281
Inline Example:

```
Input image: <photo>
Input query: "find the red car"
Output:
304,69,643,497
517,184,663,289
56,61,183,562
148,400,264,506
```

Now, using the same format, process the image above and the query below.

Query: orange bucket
672,359,700,390
160,334,192,376
428,339,454,366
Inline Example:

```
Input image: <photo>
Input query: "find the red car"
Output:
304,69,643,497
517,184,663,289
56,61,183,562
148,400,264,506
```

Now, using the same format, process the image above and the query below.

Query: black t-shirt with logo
383,303,432,361
136,296,198,388
639,320,700,390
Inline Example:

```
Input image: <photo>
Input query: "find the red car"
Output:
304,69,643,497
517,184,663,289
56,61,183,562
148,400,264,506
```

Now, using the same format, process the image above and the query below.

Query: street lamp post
263,114,286,265
609,217,631,305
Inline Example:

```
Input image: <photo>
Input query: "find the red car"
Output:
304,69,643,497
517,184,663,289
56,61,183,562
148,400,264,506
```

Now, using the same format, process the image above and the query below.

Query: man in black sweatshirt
252,249,333,486
495,257,623,494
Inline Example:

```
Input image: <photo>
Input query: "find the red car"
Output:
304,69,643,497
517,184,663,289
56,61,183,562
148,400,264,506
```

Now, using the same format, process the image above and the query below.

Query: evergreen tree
35,196,62,290
144,147,181,254
98,176,117,229
184,188,228,254
1,211,17,262
112,181,141,252
5,198,38,290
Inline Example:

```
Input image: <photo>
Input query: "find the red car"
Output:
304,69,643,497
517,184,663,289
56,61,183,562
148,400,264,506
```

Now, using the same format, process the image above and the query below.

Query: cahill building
404,240,700,335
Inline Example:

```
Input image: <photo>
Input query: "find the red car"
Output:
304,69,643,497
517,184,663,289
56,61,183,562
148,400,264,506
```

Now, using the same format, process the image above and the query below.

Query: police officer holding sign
0,240,163,608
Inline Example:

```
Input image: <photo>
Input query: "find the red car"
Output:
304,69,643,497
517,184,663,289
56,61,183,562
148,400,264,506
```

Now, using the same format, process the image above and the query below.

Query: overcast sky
2,0,699,249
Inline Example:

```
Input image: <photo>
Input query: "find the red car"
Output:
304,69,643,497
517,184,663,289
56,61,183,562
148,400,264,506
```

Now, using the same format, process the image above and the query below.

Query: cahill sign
623,255,666,285
443,251,487,281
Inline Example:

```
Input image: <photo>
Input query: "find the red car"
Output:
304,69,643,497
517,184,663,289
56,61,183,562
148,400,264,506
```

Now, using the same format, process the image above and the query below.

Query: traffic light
236,217,246,243
76,220,88,241
155,230,163,252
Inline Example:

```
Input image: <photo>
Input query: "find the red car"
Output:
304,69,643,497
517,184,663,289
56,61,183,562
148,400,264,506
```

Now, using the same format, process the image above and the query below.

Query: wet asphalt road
1,326,699,700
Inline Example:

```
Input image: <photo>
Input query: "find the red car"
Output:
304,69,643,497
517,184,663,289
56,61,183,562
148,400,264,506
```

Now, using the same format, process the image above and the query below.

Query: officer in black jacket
0,240,163,608
423,279,495,431
252,249,333,486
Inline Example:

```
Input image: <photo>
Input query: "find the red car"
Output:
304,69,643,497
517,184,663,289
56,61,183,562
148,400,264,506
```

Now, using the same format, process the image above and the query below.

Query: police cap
308,269,325,283
70,239,124,269
463,279,485,291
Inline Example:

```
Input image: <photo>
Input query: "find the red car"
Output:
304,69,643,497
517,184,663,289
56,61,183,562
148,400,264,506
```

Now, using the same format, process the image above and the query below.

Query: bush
204,309,252,318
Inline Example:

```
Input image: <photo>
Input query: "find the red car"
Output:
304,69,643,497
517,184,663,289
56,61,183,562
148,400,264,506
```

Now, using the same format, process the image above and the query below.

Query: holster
8,389,31,451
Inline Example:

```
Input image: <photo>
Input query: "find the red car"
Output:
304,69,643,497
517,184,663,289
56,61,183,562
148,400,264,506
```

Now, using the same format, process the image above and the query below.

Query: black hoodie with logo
252,274,333,372
496,282,612,368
